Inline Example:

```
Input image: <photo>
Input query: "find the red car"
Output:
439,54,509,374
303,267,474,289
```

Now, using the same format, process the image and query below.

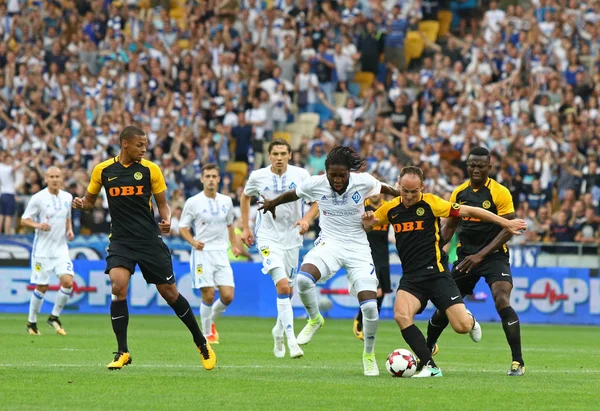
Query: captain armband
449,203,461,218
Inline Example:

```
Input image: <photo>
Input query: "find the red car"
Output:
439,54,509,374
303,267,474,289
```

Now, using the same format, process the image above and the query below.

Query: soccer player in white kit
179,163,242,345
259,147,401,376
240,139,318,359
21,167,75,336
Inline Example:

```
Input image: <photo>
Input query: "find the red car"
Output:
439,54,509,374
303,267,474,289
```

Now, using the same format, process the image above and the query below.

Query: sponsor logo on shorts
482,200,491,209
260,246,270,257
35,262,42,272
451,295,460,300
134,172,143,180
196,265,203,274
502,273,511,276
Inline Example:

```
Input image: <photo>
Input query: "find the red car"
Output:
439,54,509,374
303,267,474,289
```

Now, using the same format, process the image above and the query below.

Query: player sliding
73,126,215,371
258,146,401,376
426,147,525,376
362,166,527,378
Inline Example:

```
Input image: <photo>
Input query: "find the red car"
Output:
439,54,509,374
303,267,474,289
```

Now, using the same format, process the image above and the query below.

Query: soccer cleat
198,343,216,370
47,315,67,336
416,344,439,370
466,309,482,342
353,319,364,341
107,352,132,370
297,315,324,345
412,364,443,378
508,361,525,376
363,352,379,376
206,334,220,345
211,323,219,341
26,322,40,335
272,327,285,358
288,342,304,359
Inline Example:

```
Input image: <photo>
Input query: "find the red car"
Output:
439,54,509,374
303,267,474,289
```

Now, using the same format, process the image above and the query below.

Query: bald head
45,166,63,193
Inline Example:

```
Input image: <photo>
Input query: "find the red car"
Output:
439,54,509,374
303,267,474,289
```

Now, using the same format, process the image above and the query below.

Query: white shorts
302,239,378,296
258,244,300,287
31,256,74,285
190,250,234,289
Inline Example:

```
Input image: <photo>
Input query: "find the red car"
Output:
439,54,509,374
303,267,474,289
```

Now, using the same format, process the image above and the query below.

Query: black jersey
365,199,390,267
88,157,167,244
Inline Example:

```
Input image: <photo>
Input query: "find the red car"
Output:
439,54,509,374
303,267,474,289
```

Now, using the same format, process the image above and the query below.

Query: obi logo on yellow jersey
108,186,144,197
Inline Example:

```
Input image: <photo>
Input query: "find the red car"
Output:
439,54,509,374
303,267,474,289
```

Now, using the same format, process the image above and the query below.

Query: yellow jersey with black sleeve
451,178,514,259
373,193,460,277
87,157,167,244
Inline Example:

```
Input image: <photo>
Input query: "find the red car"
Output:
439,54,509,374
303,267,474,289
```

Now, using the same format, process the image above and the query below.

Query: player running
179,163,242,345
425,147,526,376
72,125,215,371
362,166,527,378
240,139,317,359
258,146,401,376
353,193,392,341
22,167,74,336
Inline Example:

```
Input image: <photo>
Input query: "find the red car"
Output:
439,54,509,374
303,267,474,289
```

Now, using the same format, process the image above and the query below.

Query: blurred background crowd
0,0,599,253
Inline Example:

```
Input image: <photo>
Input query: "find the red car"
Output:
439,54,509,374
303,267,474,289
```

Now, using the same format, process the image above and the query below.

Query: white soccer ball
386,348,418,378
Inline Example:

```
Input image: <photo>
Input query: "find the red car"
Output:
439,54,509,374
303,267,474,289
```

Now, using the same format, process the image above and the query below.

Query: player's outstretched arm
240,192,255,246
257,189,300,219
72,191,98,211
458,206,526,235
294,202,319,235
154,191,171,234
440,216,459,247
380,183,401,198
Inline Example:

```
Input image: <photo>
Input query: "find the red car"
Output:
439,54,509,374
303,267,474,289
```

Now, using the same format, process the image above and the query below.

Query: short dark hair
468,146,491,159
119,125,146,143
201,163,219,174
400,166,424,182
325,146,365,172
268,138,291,154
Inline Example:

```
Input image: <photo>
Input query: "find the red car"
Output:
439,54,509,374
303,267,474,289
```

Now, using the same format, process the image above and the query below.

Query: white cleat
272,327,285,358
288,343,304,359
363,352,379,376
466,309,482,342
412,365,443,378
297,315,324,345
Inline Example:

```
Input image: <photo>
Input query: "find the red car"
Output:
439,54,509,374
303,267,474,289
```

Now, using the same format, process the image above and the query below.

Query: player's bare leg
47,274,73,335
446,303,482,342
211,285,234,342
27,284,48,335
200,287,218,344
491,281,524,376
358,289,379,376
296,264,324,345
157,282,215,370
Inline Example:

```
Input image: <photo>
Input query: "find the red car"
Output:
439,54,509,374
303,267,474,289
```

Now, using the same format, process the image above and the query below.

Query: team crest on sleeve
134,172,143,180
416,207,425,216
260,246,270,257
482,200,491,209
289,182,296,189
35,262,42,272
452,203,460,209
196,264,203,274
351,191,362,204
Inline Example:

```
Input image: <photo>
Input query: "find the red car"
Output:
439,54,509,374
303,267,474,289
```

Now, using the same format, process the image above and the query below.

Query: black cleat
508,361,525,376
47,315,67,335
27,322,41,335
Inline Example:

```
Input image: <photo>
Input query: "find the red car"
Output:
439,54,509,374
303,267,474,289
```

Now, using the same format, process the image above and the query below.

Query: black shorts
457,7,477,20
375,264,392,294
0,193,16,216
398,271,464,314
452,255,512,296
105,240,175,285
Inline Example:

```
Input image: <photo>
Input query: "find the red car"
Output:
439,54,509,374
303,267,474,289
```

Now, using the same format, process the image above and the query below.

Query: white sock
28,289,45,323
200,302,213,336
51,286,72,317
211,298,227,322
277,294,296,344
297,272,321,320
360,299,379,354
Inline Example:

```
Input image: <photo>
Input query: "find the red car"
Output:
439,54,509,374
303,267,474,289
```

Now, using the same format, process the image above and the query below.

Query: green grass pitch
0,314,597,410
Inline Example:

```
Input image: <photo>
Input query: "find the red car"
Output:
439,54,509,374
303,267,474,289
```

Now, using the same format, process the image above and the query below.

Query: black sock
401,324,436,368
498,306,524,365
169,293,206,347
111,299,129,353
376,295,384,313
426,309,450,351
355,308,363,332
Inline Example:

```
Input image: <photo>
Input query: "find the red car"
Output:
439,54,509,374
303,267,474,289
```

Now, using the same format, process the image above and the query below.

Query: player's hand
361,211,379,226
505,219,527,235
191,240,205,251
38,223,51,231
72,197,85,209
294,219,310,235
241,227,254,247
159,219,171,234
257,195,277,219
231,246,242,258
66,230,75,241
455,254,483,273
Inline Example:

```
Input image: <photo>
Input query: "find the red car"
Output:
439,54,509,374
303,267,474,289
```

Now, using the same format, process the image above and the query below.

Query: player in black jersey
72,126,215,371
362,166,527,378
425,147,525,376
353,194,392,341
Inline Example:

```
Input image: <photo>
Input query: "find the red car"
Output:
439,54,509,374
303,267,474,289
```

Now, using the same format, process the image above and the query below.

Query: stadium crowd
0,0,599,249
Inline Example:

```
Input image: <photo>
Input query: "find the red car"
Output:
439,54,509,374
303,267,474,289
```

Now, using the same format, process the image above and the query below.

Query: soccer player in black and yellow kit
72,126,216,371
353,193,392,341
425,147,526,376
362,166,526,378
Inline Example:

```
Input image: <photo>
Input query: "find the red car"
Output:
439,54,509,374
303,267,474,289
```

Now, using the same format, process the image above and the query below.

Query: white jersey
296,173,381,247
21,188,72,258
179,191,235,251
244,165,310,249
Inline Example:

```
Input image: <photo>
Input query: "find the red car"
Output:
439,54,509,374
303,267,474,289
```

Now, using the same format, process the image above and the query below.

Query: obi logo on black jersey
108,186,144,197
392,221,425,233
